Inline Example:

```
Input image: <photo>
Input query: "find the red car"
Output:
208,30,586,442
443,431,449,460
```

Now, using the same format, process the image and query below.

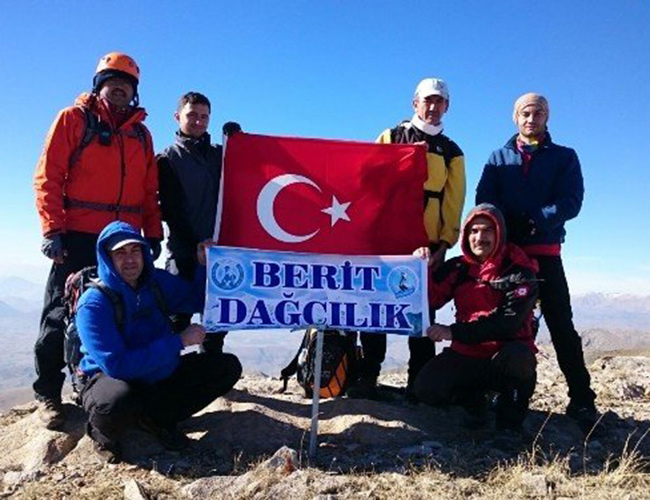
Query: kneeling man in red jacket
413,203,539,430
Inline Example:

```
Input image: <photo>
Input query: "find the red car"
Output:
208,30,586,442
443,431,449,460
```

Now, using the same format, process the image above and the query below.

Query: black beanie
92,69,138,96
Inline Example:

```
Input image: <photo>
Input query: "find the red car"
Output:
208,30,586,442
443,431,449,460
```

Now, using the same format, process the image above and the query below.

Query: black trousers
355,294,438,387
166,255,227,351
536,255,595,406
33,231,98,401
356,333,437,387
413,342,537,425
81,352,242,448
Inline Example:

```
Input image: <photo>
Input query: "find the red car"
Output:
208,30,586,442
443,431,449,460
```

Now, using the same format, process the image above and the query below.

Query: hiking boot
495,391,528,432
138,416,191,451
462,404,489,430
38,399,65,430
93,441,122,464
496,417,524,432
566,401,600,434
404,387,420,405
346,376,380,400
157,426,191,451
461,394,489,430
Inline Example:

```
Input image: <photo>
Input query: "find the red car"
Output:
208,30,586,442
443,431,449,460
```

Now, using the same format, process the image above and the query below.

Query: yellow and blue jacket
378,121,466,248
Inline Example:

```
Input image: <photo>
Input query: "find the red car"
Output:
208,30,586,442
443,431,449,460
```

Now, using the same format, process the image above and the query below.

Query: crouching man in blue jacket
76,221,242,462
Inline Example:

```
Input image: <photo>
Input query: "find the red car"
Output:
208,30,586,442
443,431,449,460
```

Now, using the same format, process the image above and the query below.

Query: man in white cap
347,77,466,400
476,92,598,432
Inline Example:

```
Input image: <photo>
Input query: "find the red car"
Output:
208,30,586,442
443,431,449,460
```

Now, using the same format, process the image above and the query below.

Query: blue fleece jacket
77,221,205,383
476,133,584,246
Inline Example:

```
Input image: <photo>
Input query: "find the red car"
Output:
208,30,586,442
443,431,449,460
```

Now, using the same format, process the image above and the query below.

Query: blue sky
0,1,648,294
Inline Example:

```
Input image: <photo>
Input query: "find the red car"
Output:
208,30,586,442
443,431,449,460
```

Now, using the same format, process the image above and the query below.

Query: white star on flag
321,196,351,227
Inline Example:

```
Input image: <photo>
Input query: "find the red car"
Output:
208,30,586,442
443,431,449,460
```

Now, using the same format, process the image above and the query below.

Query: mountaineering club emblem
387,267,418,299
211,259,245,291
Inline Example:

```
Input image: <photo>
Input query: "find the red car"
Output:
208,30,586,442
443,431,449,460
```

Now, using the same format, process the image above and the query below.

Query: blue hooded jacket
476,133,584,246
77,221,205,383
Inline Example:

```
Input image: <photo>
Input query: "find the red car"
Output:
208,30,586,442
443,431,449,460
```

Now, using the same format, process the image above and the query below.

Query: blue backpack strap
68,107,98,168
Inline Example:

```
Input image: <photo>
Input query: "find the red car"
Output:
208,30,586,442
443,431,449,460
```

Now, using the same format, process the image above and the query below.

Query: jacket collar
505,131,554,150
75,93,147,130
175,130,211,154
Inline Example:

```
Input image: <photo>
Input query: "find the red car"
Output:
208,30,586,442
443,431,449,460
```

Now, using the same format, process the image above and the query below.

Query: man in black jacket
157,92,240,351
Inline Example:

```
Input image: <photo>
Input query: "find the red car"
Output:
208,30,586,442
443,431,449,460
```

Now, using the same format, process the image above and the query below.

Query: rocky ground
0,346,649,499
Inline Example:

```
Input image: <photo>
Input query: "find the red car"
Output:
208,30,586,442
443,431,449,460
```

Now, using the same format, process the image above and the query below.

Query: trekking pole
309,327,325,459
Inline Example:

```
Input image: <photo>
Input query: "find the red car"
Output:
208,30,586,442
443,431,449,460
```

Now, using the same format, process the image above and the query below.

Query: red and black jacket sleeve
450,266,538,344
428,257,466,310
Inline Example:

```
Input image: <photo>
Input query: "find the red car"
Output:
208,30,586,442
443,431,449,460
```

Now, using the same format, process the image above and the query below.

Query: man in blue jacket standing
476,93,598,431
76,221,242,461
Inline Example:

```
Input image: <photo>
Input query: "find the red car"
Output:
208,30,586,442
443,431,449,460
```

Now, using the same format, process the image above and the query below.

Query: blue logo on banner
388,267,418,299
211,259,245,291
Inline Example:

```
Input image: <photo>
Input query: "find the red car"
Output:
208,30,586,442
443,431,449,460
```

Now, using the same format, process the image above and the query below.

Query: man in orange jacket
33,52,163,429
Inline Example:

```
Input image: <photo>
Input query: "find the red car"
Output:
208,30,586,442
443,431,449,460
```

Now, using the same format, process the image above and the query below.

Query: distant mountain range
4,276,646,332
0,276,43,313
0,275,648,397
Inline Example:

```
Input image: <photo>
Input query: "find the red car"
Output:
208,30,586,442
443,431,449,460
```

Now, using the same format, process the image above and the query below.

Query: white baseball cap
414,78,449,100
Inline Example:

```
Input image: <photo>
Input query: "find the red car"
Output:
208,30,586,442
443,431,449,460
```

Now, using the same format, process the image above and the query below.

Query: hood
96,221,154,292
74,92,98,110
460,203,507,265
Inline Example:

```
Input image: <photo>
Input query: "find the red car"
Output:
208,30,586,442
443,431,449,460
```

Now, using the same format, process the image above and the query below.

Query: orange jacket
34,93,162,238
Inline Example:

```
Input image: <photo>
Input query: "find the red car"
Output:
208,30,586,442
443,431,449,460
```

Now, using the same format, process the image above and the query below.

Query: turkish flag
216,133,429,255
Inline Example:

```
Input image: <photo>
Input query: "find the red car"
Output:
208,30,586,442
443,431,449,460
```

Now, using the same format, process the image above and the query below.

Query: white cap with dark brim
414,78,449,101
106,236,145,252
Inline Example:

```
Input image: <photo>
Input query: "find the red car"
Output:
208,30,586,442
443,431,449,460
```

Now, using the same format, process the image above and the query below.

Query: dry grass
8,443,650,500
480,446,650,500
3,347,650,499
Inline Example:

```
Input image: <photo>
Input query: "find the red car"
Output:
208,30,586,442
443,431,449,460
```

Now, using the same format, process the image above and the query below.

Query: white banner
203,247,429,336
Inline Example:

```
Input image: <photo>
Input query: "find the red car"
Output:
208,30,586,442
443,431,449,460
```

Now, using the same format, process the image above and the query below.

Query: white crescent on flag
256,174,352,243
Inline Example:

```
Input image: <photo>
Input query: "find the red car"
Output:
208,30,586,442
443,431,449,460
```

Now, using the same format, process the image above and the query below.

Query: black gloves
506,214,537,242
147,238,162,260
41,233,65,261
519,217,537,238
222,121,242,137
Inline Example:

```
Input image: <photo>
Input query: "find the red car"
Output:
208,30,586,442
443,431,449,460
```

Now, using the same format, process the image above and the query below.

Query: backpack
68,106,151,168
280,328,359,399
63,265,167,395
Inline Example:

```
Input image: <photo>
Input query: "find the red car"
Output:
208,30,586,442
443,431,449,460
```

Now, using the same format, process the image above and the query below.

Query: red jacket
34,93,162,238
429,204,539,358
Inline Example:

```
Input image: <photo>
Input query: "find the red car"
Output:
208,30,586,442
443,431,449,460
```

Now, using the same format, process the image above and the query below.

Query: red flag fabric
216,133,429,255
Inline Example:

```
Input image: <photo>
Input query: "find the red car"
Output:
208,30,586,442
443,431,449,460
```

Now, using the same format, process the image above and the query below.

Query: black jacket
157,131,223,261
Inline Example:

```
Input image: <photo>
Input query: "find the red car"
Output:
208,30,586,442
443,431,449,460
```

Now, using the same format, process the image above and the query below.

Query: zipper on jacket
115,131,126,220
